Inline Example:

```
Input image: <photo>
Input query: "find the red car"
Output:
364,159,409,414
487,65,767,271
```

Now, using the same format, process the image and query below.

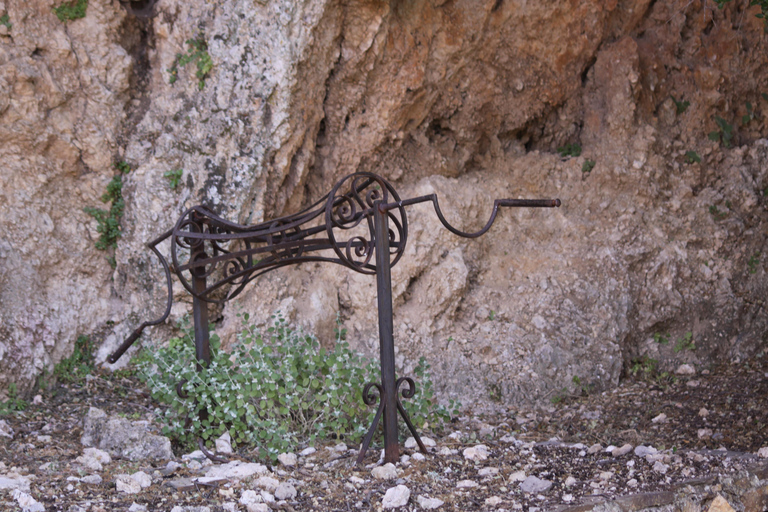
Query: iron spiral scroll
108,171,560,464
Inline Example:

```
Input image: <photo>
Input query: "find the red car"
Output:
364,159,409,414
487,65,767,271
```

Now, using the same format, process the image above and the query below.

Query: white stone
299,447,316,456
587,444,602,454
275,482,297,500
412,453,426,461
756,447,768,458
215,432,234,455
698,428,713,439
422,437,436,447
485,496,502,506
382,485,410,509
437,447,456,456
478,467,499,477
462,444,489,461
651,413,667,424
204,462,269,480
372,463,398,480
0,420,14,439
652,461,668,474
116,474,142,494
611,444,633,457
699,408,709,417
81,474,102,485
332,443,348,452
564,476,577,487
11,489,45,512
128,504,148,512
0,474,31,491
246,505,270,512
240,489,263,506
400,455,410,464
456,479,479,488
675,364,696,375
254,476,280,492
520,476,553,493
508,470,527,483
417,495,444,509
131,471,152,488
277,452,297,467
634,445,658,457
349,476,365,484
627,478,638,488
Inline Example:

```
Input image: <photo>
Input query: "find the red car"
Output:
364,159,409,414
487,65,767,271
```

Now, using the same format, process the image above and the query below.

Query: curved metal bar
197,437,229,463
382,194,560,239
394,377,427,454
356,382,386,465
107,228,175,363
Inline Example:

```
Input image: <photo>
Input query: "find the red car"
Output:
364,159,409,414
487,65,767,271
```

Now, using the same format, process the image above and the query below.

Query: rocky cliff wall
1,0,766,407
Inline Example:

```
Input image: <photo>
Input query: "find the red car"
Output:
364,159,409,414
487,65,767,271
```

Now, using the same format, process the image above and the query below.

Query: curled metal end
395,377,416,399
176,379,189,399
362,382,384,406
554,199,561,207
197,437,229,463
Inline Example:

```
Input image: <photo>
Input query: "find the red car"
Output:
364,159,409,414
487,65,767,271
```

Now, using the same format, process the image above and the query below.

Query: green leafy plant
168,37,214,90
748,251,761,274
708,116,734,148
629,355,658,379
709,205,728,221
488,310,496,321
55,335,96,384
674,332,695,353
0,384,28,416
53,0,87,21
138,315,455,461
557,143,582,158
671,95,690,114
406,357,460,426
164,169,184,190
0,13,11,29
115,161,132,175
685,151,701,164
84,164,129,252
743,102,756,125
582,159,596,173
653,332,670,345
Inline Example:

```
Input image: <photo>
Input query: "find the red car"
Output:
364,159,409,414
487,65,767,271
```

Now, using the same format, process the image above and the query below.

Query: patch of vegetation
0,384,28,416
168,37,214,90
629,355,658,379
164,169,184,190
674,331,695,353
488,310,496,321
743,101,756,125
582,159,596,173
53,0,88,22
671,95,690,114
708,116,734,148
0,13,11,29
684,151,701,164
55,335,96,384
708,204,728,221
748,251,761,274
84,163,130,254
557,143,582,158
138,314,456,462
653,332,670,345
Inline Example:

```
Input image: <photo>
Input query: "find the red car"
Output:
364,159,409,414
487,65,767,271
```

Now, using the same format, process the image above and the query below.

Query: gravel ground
1,353,766,511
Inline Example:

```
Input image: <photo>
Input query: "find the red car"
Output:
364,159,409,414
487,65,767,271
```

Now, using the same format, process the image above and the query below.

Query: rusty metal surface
109,171,559,463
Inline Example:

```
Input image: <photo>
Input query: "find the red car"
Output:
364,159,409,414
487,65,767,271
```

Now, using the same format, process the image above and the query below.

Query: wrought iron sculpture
108,172,560,464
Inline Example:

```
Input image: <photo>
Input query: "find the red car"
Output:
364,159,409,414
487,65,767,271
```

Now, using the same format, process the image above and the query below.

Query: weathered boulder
81,407,173,461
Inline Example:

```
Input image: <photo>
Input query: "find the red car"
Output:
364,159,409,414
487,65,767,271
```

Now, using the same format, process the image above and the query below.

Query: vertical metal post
191,247,211,371
373,201,399,463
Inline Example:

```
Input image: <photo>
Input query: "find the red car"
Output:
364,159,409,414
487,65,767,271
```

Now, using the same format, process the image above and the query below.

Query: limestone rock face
1,0,767,407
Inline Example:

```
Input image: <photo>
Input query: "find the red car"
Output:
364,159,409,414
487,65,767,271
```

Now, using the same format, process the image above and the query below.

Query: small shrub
748,251,761,274
708,116,734,148
0,13,11,29
0,384,28,416
582,159,596,173
708,205,728,221
84,164,129,251
168,37,214,90
653,332,670,345
55,335,95,384
557,143,582,158
674,332,695,353
164,169,184,190
138,315,456,461
629,356,658,379
53,0,87,21
685,151,701,164
671,95,690,114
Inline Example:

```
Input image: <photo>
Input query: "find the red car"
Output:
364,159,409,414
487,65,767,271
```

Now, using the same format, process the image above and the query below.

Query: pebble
478,467,499,477
564,476,577,487
115,474,142,494
32,395,43,405
627,478,638,487
382,484,410,509
412,453,426,461
81,474,102,485
254,476,279,492
611,444,633,457
757,447,768,458
404,436,436,449
372,463,398,480
128,504,148,512
349,476,365,484
587,443,602,454
675,364,696,375
0,420,13,439
131,471,152,488
651,413,668,423
332,443,347,452
215,432,234,455
417,495,444,509
462,444,489,461
456,479,479,488
708,494,736,512
653,461,669,474
698,428,713,439
240,489,262,506
634,445,658,457
274,482,297,500
520,476,553,493
11,489,45,512
508,470,527,483
204,462,269,481
277,453,297,467
485,496,502,506
699,408,709,417
437,447,456,456
299,447,316,456
499,434,518,444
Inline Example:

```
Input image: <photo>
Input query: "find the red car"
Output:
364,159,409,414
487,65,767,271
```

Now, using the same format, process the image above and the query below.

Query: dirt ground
0,352,766,511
